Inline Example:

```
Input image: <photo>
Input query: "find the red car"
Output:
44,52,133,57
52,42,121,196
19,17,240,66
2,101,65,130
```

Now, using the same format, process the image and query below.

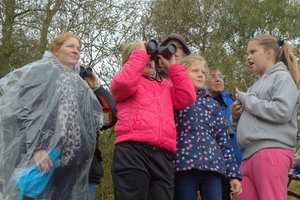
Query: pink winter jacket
111,50,196,153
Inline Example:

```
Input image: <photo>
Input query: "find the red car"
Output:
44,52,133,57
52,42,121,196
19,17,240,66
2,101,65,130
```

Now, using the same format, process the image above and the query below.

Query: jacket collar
196,88,211,98
218,91,234,107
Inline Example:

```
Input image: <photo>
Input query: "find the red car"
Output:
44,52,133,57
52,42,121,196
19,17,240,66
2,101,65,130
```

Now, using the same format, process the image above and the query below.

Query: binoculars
79,66,93,78
146,39,177,60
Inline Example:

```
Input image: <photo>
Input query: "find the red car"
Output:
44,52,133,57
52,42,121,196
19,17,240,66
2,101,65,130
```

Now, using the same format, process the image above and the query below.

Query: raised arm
111,50,148,104
168,64,196,110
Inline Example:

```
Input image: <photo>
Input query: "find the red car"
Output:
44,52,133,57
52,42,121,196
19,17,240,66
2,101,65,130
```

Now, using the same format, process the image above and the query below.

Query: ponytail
252,35,300,89
277,42,300,88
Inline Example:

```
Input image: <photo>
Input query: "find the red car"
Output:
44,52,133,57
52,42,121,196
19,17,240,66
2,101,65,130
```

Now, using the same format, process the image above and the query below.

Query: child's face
186,61,206,91
294,149,300,167
142,59,155,77
247,41,271,76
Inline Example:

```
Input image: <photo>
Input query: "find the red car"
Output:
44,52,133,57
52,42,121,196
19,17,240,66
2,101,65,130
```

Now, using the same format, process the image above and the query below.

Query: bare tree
0,0,146,88
0,0,31,77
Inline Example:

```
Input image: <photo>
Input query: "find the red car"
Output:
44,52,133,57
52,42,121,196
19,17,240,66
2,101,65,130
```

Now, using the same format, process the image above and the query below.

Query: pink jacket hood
111,50,196,153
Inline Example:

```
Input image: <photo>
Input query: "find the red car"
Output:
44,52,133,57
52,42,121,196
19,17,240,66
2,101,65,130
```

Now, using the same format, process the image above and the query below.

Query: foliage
96,128,115,200
141,0,300,92
0,0,145,88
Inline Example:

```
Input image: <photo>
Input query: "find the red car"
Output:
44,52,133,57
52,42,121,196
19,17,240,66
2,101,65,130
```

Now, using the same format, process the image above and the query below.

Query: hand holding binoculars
146,39,177,61
79,66,93,79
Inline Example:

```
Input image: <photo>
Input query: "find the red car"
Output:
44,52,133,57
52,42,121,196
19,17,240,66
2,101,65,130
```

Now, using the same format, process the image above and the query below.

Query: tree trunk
38,0,64,58
0,0,16,78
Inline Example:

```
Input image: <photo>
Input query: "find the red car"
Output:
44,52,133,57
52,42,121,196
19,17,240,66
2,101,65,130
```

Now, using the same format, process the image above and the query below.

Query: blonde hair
179,55,209,88
49,32,82,53
121,41,141,66
179,55,209,74
251,35,300,88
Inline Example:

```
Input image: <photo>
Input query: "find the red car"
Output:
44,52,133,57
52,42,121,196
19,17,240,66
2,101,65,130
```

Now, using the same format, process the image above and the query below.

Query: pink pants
233,148,293,200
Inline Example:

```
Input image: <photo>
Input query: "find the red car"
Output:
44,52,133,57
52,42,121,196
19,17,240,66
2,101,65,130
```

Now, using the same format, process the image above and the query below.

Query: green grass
95,128,116,200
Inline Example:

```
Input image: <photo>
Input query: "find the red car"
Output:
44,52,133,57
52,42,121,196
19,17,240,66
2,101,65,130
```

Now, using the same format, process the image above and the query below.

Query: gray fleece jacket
231,62,299,160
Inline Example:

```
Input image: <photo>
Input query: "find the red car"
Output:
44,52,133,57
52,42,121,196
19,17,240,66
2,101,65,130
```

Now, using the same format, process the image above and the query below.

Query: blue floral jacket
173,89,241,179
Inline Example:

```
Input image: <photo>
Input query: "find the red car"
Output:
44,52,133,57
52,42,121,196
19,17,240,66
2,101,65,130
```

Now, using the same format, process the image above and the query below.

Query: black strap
142,60,163,83
287,191,300,199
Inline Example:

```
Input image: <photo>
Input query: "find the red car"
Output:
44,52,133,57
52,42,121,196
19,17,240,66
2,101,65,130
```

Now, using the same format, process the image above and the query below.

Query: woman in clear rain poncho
0,32,103,200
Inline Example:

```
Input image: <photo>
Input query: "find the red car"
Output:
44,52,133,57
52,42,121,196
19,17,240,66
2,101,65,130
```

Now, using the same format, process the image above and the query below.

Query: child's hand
157,54,176,68
230,179,242,196
235,87,241,97
231,101,244,118
137,41,147,52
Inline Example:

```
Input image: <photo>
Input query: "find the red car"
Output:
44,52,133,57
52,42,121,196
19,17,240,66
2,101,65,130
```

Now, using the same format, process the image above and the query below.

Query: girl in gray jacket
231,35,300,200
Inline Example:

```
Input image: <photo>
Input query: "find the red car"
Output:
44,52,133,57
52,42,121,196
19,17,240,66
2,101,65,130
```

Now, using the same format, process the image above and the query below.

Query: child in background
174,55,242,200
287,148,300,200
110,41,196,200
231,35,300,200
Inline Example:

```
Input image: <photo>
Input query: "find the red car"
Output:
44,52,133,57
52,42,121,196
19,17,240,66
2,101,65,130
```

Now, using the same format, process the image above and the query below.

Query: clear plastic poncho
0,51,103,200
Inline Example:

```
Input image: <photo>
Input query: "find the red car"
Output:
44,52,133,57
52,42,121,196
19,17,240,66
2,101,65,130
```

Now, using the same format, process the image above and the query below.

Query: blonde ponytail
252,35,300,89
277,42,300,88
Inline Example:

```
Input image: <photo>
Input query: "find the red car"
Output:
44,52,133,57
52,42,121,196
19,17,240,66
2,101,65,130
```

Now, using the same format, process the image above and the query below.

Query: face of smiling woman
54,37,81,67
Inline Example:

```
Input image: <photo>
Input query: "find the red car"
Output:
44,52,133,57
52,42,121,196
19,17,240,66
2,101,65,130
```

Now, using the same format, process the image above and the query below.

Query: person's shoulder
208,97,219,106
266,62,292,80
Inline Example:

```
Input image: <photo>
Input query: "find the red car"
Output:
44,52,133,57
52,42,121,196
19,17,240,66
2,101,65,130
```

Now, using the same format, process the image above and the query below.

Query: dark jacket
214,91,243,168
173,89,241,180
89,86,117,184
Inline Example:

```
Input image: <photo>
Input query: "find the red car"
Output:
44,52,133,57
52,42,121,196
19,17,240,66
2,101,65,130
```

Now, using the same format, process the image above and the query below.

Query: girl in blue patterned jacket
174,55,242,200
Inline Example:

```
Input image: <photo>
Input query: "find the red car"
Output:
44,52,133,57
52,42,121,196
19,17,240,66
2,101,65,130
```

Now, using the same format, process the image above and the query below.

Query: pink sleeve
168,63,196,109
111,50,148,104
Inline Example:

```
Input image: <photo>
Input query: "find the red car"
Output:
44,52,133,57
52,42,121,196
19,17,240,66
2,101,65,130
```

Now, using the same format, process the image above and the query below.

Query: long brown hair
251,35,300,88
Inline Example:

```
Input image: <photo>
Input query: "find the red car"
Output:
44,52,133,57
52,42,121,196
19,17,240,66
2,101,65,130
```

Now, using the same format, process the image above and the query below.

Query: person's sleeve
111,50,148,104
94,86,117,130
168,64,196,110
215,106,241,180
237,74,299,123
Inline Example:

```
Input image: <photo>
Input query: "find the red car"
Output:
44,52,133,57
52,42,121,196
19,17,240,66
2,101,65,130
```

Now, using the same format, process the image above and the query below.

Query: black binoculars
79,66,93,78
146,39,177,60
